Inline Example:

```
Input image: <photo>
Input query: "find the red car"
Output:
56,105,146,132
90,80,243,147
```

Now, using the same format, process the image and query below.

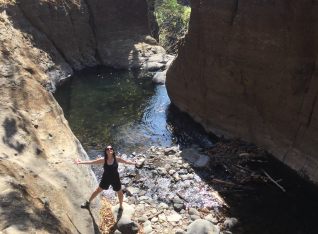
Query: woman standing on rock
74,146,140,211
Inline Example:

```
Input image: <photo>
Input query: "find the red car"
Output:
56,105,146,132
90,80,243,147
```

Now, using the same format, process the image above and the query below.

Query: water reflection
54,67,212,159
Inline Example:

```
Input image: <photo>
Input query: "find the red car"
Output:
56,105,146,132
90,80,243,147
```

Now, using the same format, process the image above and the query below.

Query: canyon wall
166,0,318,183
0,0,162,233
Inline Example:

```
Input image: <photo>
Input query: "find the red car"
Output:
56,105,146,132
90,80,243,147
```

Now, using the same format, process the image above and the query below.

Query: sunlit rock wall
166,0,318,183
0,0,160,233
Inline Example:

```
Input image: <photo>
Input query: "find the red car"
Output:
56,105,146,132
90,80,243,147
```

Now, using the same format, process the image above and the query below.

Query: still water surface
54,67,318,234
54,67,212,158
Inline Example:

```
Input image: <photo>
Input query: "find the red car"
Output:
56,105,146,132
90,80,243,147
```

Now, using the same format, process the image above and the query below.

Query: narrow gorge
1,0,318,234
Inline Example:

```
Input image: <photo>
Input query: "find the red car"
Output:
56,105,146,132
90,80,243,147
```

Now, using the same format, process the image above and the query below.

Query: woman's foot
81,201,90,209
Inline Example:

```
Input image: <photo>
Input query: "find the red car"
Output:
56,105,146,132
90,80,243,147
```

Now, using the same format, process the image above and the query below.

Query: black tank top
102,155,120,182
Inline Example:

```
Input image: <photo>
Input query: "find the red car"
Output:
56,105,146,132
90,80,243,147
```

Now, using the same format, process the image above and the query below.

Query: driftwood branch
211,191,230,208
176,192,189,202
261,169,286,192
148,210,163,220
211,179,235,186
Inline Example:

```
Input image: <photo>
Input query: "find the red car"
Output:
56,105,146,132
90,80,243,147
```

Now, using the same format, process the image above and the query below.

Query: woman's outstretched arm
74,157,104,165
116,157,140,167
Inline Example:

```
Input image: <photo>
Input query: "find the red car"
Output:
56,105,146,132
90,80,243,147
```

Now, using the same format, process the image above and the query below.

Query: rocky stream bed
97,143,257,234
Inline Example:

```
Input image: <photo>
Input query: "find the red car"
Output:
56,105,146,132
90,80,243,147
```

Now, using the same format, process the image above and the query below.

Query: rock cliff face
166,0,318,183
0,0,165,233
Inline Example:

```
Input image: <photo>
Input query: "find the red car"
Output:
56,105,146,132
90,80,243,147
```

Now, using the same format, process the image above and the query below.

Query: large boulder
117,216,139,234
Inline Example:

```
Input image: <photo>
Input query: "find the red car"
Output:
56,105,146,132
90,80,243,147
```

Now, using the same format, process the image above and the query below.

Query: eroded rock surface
166,0,318,183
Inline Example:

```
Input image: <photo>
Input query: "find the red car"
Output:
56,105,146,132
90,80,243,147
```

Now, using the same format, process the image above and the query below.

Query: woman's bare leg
117,189,123,208
89,186,103,203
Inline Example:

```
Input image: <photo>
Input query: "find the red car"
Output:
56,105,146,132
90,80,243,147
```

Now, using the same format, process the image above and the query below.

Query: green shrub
155,0,191,54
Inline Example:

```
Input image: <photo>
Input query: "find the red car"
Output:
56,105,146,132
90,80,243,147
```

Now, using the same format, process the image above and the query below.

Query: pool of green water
54,67,212,158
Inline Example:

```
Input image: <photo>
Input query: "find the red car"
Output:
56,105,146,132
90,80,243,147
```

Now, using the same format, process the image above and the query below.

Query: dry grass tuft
99,197,116,234
99,197,144,234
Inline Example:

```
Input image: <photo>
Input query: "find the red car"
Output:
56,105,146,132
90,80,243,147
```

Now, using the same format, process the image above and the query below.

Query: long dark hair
104,146,116,158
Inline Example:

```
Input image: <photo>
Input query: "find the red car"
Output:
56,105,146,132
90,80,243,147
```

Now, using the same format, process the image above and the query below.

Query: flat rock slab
111,202,135,221
126,187,140,195
167,214,182,222
187,219,220,234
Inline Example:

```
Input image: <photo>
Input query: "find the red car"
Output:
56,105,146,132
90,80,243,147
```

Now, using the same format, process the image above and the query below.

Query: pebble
167,214,182,222
189,208,200,216
138,190,147,196
179,169,188,174
182,163,189,168
136,206,144,214
151,217,158,222
157,202,169,210
175,229,185,234
205,214,218,224
128,197,136,205
169,170,176,175
190,215,201,221
158,213,166,221
143,221,152,233
157,167,167,175
137,215,148,223
164,164,171,170
223,218,239,231
126,187,140,195
139,196,149,201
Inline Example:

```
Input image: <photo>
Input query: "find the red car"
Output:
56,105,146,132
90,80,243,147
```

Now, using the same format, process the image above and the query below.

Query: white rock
157,167,167,175
111,203,135,221
205,214,218,224
138,196,149,201
167,214,182,222
126,187,140,195
157,202,169,210
187,219,220,234
158,213,166,221
151,217,158,222
169,170,176,175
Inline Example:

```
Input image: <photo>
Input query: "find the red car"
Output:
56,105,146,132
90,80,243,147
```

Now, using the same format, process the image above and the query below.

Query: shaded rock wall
0,0,162,233
166,0,318,183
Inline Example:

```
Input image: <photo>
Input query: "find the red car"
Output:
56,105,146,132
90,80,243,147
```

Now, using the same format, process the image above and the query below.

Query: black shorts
99,179,121,192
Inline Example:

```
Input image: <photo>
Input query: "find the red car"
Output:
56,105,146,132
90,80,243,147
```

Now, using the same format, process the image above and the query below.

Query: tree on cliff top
155,0,191,54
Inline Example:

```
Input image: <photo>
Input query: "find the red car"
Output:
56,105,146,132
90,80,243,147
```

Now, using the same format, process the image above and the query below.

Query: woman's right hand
74,159,82,165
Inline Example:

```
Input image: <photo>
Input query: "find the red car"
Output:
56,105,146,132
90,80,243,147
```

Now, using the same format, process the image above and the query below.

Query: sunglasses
106,147,113,151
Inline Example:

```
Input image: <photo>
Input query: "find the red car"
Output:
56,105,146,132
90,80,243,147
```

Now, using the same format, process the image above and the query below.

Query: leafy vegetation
155,0,191,54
